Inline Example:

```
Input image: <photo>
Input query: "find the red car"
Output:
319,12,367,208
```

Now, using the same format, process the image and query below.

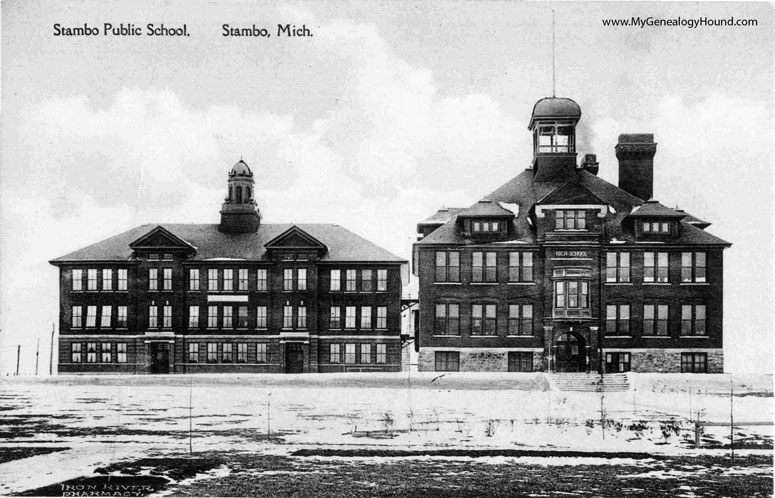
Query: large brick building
413,97,730,374
50,160,405,374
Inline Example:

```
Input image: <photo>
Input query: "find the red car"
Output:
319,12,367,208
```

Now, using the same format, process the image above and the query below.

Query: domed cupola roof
528,97,582,129
229,159,253,177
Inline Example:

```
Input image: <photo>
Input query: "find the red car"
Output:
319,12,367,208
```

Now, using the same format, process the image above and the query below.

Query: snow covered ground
0,372,771,495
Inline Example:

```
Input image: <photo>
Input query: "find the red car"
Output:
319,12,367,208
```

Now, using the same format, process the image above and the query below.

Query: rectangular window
238,269,249,291
644,252,669,283
644,305,669,336
101,342,112,363
681,353,708,373
256,269,268,291
606,252,631,283
223,269,233,291
163,268,172,291
556,210,586,229
223,306,233,328
256,306,267,328
509,252,534,282
207,343,218,363
330,343,341,364
472,304,497,335
237,343,248,363
102,269,112,291
377,269,388,291
330,307,341,329
682,304,707,336
222,343,233,363
297,306,307,329
435,251,460,282
360,306,372,329
376,306,387,329
283,305,293,328
72,269,83,291
188,343,199,363
345,269,357,291
508,304,533,336
189,269,200,291
345,306,356,329
117,343,127,363
485,252,497,282
71,343,82,362
238,306,249,328
605,304,630,335
149,253,159,260
344,343,356,364
361,269,373,292
283,269,293,291
208,269,218,291
682,252,707,283
72,306,83,328
605,353,631,373
508,352,533,372
117,269,127,291
376,344,387,364
435,352,460,372
117,306,127,328
297,268,307,291
208,306,218,328
360,344,372,364
148,268,158,291
100,305,112,327
256,343,268,363
162,306,172,328
330,270,341,291
87,269,98,290
189,306,199,328
434,303,460,336
86,343,97,363
472,252,483,282
86,306,97,327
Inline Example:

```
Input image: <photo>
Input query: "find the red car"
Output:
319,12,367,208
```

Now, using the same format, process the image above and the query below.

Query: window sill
680,283,709,286
643,282,671,286
507,282,534,285
434,282,462,285
470,335,498,338
641,335,671,338
681,335,710,339
470,282,498,286
432,335,461,338
604,283,633,286
604,335,633,339
506,335,535,338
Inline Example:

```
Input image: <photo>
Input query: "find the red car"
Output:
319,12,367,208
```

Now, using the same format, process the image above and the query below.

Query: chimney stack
616,134,657,201
579,153,599,175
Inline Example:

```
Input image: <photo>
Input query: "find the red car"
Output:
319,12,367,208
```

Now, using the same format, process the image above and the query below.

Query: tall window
208,269,218,291
222,343,233,363
87,269,98,290
148,269,158,291
86,343,97,363
435,252,460,282
509,252,533,282
344,344,356,364
256,343,268,363
102,269,112,291
556,210,586,229
100,305,112,327
72,306,83,328
283,305,293,328
345,306,356,329
605,304,630,335
223,306,233,328
471,304,497,335
681,304,707,336
189,269,200,291
606,253,630,283
345,270,357,291
207,343,217,363
117,343,127,363
508,304,533,336
208,306,218,328
283,269,293,291
257,269,268,291
297,269,307,291
644,252,669,283
360,306,372,329
72,269,83,291
681,353,707,373
377,269,387,291
188,343,199,363
238,306,249,328
189,306,200,328
329,344,341,364
86,306,97,327
361,269,373,292
223,269,233,291
330,269,341,291
472,252,497,283
643,304,668,336
330,307,341,329
237,343,248,363
163,306,172,328
101,343,112,363
681,252,707,283
434,303,460,335
360,344,372,364
117,306,127,328
376,344,387,364
163,268,172,291
238,269,249,291
256,306,267,328
435,352,459,372
71,343,82,362
555,281,589,310
376,307,387,329
117,269,127,291
297,306,307,329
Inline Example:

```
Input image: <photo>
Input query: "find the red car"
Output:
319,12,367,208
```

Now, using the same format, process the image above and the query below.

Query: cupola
219,159,261,234
528,97,581,182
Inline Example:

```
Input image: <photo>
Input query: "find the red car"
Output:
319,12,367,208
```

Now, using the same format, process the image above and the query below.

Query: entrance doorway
285,343,304,373
554,333,586,372
149,342,170,374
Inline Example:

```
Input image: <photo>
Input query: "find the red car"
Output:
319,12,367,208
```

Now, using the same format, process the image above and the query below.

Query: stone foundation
607,348,723,373
418,348,544,372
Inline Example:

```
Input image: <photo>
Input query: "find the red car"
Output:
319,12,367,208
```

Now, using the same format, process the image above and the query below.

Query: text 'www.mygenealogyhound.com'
602,16,758,29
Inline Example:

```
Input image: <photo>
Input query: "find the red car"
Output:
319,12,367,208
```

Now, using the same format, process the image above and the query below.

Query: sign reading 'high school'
554,250,590,258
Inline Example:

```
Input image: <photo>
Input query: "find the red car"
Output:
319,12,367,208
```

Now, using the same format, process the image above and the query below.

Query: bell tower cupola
219,159,261,234
528,97,581,182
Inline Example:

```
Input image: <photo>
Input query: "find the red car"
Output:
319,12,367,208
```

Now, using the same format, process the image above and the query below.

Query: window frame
434,351,460,372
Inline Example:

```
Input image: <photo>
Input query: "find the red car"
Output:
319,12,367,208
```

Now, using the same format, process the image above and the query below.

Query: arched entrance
554,332,586,372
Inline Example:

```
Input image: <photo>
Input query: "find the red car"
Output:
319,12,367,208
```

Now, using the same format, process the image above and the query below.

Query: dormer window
535,123,575,154
555,210,586,230
643,220,670,233
472,220,504,234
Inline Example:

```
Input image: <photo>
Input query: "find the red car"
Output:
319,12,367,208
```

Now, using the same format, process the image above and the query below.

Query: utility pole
15,345,20,376
49,324,55,376
35,336,40,376
730,377,734,462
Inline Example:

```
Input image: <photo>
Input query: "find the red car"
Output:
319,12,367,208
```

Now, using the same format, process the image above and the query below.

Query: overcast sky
1,1,773,374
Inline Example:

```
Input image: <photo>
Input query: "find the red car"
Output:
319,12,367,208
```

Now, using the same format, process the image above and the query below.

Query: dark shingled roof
457,200,515,218
418,207,465,226
529,97,582,128
50,224,406,263
628,199,687,218
675,209,711,229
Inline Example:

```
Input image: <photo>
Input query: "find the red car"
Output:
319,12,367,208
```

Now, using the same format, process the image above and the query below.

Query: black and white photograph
0,1,773,496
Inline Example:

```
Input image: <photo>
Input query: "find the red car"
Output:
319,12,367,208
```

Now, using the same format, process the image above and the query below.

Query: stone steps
549,372,631,392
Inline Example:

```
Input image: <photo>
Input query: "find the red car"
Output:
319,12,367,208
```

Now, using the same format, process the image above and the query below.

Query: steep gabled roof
628,199,687,218
128,225,197,251
264,225,327,251
536,180,606,206
457,199,515,218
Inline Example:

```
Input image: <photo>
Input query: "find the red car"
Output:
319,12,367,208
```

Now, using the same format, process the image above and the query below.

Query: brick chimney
616,134,657,201
579,153,599,175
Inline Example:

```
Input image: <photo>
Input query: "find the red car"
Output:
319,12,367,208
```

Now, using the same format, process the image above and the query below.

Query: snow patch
497,202,520,216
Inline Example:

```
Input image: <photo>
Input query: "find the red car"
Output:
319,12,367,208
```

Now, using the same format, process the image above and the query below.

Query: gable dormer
456,200,515,240
129,226,197,260
533,181,608,241
626,199,686,239
264,225,328,261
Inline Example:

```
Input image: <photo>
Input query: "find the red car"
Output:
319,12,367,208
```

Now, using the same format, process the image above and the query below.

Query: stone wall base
606,348,723,373
418,348,544,372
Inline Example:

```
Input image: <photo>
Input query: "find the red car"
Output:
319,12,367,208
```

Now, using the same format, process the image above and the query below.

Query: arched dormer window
246,187,251,201
229,186,233,202
236,186,243,203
